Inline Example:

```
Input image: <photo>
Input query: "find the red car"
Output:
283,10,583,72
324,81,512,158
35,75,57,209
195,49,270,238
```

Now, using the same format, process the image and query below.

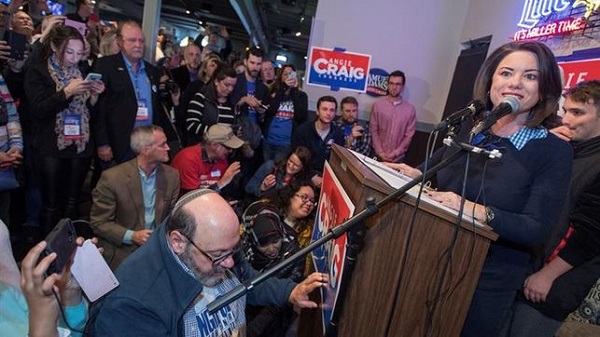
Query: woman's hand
88,80,106,106
64,79,91,99
384,162,422,179
426,191,487,223
284,77,298,88
261,174,276,191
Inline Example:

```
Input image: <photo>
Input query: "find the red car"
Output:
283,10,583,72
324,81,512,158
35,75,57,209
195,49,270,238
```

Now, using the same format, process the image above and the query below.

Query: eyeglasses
182,233,240,266
295,194,316,204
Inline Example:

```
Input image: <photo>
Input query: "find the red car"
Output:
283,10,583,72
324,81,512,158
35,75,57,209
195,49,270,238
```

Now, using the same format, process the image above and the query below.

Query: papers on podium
346,149,485,228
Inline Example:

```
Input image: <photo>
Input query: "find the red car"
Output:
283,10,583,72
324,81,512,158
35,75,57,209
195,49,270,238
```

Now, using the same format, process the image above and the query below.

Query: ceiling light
186,10,190,14
295,31,301,37
276,54,288,62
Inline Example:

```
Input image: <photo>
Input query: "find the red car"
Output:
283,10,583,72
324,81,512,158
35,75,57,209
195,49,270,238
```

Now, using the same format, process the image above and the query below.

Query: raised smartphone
40,218,77,275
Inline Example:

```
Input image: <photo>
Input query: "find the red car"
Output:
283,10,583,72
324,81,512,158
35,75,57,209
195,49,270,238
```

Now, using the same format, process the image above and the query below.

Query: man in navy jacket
89,189,327,336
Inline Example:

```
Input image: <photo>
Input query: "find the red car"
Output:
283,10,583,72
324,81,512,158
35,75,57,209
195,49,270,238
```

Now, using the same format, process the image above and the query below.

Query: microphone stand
207,146,474,315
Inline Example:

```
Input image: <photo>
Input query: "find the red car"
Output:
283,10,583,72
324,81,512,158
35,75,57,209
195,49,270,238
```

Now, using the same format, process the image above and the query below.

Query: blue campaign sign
307,47,372,92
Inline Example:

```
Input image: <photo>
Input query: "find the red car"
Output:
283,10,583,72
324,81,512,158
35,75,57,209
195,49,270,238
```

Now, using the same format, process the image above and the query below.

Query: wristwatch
485,207,495,224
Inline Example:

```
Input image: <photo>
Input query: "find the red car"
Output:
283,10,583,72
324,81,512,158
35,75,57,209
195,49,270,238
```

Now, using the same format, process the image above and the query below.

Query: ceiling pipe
229,0,269,52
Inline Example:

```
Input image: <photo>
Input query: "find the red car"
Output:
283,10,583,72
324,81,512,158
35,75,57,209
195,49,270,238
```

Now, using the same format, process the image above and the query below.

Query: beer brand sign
513,0,599,41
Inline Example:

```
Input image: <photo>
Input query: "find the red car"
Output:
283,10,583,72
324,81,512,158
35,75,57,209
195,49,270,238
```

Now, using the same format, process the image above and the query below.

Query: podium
299,145,498,337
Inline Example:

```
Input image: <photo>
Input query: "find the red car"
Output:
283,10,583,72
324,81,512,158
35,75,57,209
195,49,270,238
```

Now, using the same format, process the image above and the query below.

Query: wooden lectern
299,145,498,337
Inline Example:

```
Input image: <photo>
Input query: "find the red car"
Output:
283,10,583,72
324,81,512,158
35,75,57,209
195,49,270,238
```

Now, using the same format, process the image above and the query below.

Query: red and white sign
558,58,600,91
307,47,371,92
311,161,355,333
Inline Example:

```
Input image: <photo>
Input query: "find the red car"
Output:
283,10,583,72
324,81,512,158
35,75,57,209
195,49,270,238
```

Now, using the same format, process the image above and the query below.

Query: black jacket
91,54,165,163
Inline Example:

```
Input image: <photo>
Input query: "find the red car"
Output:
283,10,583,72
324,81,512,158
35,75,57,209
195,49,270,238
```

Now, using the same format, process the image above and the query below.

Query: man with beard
89,189,327,337
231,46,268,124
171,44,201,93
369,70,416,163
334,96,372,156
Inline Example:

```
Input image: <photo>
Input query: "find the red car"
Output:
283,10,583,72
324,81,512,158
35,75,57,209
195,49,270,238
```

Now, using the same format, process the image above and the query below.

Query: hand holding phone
85,72,102,82
39,219,77,276
4,30,27,61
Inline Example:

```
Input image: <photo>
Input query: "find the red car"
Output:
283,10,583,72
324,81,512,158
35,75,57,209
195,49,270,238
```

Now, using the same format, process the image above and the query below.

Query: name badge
136,100,149,121
210,169,221,178
64,114,82,140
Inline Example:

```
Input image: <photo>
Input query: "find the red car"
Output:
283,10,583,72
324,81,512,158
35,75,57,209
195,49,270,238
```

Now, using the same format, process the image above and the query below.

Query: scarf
47,55,90,153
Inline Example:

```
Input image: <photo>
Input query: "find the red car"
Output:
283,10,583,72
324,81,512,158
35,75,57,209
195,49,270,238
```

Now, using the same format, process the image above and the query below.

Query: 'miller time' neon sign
514,0,600,40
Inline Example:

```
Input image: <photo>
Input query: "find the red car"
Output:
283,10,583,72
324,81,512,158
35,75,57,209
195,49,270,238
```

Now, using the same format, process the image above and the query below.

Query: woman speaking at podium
387,41,572,337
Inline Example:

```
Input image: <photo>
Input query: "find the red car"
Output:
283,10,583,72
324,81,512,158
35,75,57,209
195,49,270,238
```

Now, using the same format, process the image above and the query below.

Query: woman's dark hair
275,145,312,178
472,41,562,128
273,179,315,217
42,25,85,62
211,63,237,83
271,64,296,95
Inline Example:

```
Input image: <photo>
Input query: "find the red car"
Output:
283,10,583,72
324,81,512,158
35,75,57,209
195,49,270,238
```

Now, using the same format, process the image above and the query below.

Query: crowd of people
1,1,600,337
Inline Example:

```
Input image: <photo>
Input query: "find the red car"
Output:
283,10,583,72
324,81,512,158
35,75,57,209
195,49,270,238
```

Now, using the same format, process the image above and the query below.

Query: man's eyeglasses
295,194,316,204
182,233,240,266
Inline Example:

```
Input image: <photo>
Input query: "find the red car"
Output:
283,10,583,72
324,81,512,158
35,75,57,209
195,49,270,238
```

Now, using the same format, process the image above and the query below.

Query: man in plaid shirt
334,96,372,156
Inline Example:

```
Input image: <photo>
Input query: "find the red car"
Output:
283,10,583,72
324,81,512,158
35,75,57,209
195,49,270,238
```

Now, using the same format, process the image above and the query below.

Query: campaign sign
556,48,600,90
366,68,389,97
307,47,371,92
558,60,600,90
311,161,355,334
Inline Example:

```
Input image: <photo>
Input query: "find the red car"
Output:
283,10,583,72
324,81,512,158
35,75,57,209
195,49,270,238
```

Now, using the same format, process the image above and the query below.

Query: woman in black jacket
25,25,104,234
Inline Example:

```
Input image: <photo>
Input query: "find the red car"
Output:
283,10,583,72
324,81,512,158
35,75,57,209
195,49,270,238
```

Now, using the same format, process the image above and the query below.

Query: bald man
171,44,202,93
89,189,327,336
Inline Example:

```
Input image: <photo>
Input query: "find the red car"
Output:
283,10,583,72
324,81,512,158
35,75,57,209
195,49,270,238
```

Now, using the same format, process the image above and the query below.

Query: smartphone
288,71,297,80
4,31,27,61
40,219,77,275
64,18,87,37
85,72,102,82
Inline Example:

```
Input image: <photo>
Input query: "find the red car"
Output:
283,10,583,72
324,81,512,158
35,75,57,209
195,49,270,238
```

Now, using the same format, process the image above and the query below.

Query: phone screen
85,73,102,81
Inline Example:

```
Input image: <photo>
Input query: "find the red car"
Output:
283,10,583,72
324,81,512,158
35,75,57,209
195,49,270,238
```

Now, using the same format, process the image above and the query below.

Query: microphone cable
384,128,440,337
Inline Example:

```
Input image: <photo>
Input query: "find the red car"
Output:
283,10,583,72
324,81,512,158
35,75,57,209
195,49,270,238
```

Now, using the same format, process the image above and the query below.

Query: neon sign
518,0,571,29
514,17,585,40
514,0,600,40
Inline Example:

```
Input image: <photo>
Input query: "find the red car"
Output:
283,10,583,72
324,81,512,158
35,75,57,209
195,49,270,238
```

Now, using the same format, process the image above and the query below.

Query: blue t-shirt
266,100,295,146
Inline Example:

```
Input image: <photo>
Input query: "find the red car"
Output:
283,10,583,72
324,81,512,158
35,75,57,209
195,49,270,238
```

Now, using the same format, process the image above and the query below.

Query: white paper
71,240,119,302
347,149,484,228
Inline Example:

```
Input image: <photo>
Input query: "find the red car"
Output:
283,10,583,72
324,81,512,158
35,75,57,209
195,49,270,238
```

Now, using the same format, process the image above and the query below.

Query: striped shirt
186,91,235,139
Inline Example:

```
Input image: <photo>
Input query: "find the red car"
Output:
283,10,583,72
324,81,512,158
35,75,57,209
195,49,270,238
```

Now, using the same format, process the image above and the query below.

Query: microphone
434,100,485,131
470,96,520,136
